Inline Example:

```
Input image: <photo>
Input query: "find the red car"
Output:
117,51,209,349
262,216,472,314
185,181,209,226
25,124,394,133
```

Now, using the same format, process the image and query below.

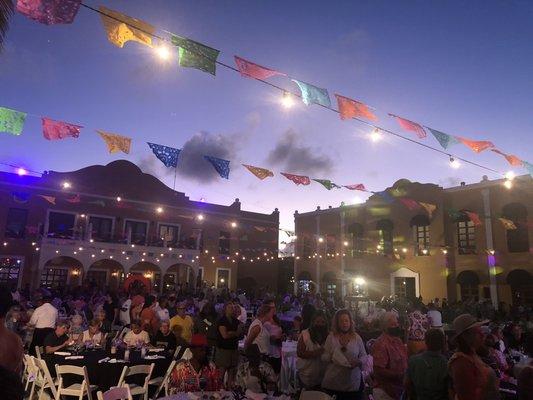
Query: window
457,218,476,255
86,270,107,288
187,229,203,250
124,220,147,245
0,257,23,288
216,268,230,288
411,215,430,256
326,234,336,255
5,208,28,239
196,267,204,287
159,224,180,247
89,216,113,242
394,277,416,299
41,268,68,289
48,211,76,238
457,271,479,301
219,231,231,255
502,203,529,253
325,283,337,297
302,237,312,258
377,219,394,255
347,223,364,258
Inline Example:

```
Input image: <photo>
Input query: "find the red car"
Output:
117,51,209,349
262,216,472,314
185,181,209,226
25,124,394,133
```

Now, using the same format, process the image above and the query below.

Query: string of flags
9,1,533,180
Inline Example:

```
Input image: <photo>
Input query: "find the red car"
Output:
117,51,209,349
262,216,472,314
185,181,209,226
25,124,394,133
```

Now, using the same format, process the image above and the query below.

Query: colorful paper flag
0,107,27,135
523,161,533,176
374,190,395,204
291,79,331,107
427,128,459,149
456,137,495,153
499,218,517,230
147,142,181,168
12,192,30,203
281,172,311,186
99,6,154,48
66,194,80,203
464,211,482,226
39,195,55,205
16,0,81,25
419,202,437,218
398,198,420,211
171,35,220,75
334,94,377,121
242,164,274,180
490,149,523,167
234,56,285,80
42,117,82,140
389,114,427,138
344,184,367,191
204,156,230,179
313,179,341,190
97,130,132,154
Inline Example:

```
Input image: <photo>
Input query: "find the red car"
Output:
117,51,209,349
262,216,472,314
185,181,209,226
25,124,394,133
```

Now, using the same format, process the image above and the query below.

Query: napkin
144,355,165,360
65,356,84,360
54,352,71,356
108,359,126,363
148,348,165,352
98,357,110,364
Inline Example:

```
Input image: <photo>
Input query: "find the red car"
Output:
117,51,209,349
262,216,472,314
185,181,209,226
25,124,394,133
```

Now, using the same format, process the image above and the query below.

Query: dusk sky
1,0,532,235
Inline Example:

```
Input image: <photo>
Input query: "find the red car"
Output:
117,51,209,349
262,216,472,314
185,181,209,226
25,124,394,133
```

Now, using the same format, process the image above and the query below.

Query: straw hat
452,314,489,340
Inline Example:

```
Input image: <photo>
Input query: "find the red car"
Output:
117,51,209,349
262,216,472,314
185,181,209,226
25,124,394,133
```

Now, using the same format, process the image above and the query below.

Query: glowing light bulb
197,214,204,221
155,45,171,60
62,181,71,189
156,207,163,213
370,128,382,142
504,179,513,189
17,167,27,176
449,157,460,169
116,196,122,202
318,237,324,243
505,171,515,181
281,91,294,109
231,221,237,228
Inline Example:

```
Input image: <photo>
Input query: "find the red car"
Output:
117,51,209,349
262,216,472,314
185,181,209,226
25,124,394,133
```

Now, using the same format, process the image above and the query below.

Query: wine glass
199,376,208,397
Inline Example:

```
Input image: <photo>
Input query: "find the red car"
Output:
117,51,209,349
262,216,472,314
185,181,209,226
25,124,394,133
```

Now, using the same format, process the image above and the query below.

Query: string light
449,156,460,169
231,221,237,228
281,91,294,109
62,181,72,189
155,44,171,60
156,207,163,213
197,214,204,221
116,196,122,202
370,128,382,142
17,167,27,176
318,237,324,243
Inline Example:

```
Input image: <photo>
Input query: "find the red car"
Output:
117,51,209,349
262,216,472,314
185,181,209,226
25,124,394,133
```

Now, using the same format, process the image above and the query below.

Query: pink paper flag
66,194,81,203
399,198,421,211
39,195,56,205
344,184,367,191
464,211,482,226
42,117,82,140
234,56,286,80
280,172,311,186
16,0,81,25
389,114,427,138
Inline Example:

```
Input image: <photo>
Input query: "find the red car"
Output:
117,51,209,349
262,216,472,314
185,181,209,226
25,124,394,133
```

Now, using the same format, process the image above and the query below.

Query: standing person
103,293,118,328
427,302,443,330
0,286,23,374
156,296,170,322
407,303,430,356
235,344,277,394
119,294,132,327
28,295,58,355
215,301,243,387
296,310,328,389
194,302,218,353
140,295,160,337
405,329,448,400
448,314,499,400
371,312,408,400
245,304,275,358
264,315,283,374
321,309,367,400
170,301,194,344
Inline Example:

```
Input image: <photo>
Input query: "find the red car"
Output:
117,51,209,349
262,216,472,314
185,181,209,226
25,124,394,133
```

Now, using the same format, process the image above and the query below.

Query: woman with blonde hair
245,304,275,359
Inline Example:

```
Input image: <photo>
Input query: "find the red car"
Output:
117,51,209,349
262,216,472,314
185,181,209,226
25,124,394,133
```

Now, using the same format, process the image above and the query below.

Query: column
481,188,498,309
340,211,346,297
315,214,321,292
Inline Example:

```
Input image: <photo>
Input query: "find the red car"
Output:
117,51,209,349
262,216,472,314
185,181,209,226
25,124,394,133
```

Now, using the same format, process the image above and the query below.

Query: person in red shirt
371,312,408,400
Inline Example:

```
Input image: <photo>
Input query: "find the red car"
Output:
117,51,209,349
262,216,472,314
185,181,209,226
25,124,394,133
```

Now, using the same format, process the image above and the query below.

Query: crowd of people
0,281,532,400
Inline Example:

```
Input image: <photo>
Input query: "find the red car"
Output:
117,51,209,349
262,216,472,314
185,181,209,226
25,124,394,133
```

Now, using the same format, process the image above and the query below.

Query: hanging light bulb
281,91,294,109
449,156,460,169
17,167,27,176
155,45,171,60
504,179,513,190
370,128,382,142
505,171,516,181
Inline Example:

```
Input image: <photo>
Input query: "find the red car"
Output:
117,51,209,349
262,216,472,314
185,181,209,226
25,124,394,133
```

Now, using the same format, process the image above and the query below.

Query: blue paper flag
524,161,533,177
12,192,30,203
291,79,331,107
374,190,395,204
147,142,181,168
427,127,459,149
204,155,230,179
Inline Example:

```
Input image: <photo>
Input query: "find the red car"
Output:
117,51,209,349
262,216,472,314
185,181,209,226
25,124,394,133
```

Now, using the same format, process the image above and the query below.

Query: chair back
35,357,59,399
55,363,93,400
35,345,44,359
117,363,154,393
151,360,176,400
172,345,182,359
299,391,334,400
97,385,133,400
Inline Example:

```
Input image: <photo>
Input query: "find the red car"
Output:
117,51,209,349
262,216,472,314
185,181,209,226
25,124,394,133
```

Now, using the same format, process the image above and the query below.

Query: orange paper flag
242,164,274,180
457,137,495,153
491,149,523,166
335,94,377,121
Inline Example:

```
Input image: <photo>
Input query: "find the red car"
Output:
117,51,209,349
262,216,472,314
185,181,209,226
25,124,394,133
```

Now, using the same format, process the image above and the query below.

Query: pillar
481,188,498,309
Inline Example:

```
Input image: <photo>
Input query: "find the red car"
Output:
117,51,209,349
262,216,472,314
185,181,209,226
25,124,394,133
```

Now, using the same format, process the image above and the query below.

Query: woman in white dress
296,310,329,389
78,319,104,346
244,304,275,358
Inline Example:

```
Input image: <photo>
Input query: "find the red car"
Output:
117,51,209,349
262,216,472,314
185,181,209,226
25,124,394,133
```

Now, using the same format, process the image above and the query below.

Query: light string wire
77,2,508,177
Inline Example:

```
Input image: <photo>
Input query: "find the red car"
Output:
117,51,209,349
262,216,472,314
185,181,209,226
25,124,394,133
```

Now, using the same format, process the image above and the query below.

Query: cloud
438,176,462,187
266,129,333,175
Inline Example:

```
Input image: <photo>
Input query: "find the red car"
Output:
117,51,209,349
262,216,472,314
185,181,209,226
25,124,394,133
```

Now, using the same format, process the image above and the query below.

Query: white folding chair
33,357,59,400
26,355,41,400
117,363,154,400
55,364,98,400
149,360,176,400
35,345,44,359
299,391,335,400
97,385,133,400
22,354,34,391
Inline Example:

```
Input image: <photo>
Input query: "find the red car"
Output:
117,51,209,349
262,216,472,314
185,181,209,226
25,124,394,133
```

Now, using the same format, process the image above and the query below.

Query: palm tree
0,0,14,51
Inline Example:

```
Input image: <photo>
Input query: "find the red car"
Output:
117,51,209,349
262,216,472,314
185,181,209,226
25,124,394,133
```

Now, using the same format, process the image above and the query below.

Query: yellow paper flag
99,6,154,48
419,202,437,218
97,130,132,154
499,218,517,230
242,164,274,180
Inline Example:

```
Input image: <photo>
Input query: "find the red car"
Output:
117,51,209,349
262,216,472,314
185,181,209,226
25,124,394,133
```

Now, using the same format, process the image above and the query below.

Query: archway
390,267,419,299
237,277,258,296
502,203,529,253
506,269,533,305
41,256,83,290
129,261,160,292
163,263,194,293
86,259,125,291
457,270,480,301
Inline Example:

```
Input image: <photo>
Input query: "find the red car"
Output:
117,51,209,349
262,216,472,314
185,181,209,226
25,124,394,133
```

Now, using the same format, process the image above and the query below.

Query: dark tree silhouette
0,0,14,51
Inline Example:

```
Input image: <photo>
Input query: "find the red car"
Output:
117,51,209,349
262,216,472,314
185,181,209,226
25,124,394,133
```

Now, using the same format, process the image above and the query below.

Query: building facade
0,160,279,293
294,175,533,306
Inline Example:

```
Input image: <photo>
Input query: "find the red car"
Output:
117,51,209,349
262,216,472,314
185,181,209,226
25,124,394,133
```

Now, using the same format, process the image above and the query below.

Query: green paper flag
0,107,27,135
313,179,341,190
171,34,220,75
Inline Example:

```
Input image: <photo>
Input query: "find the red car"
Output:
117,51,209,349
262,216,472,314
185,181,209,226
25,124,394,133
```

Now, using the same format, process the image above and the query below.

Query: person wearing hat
170,301,194,344
448,314,499,400
168,334,223,393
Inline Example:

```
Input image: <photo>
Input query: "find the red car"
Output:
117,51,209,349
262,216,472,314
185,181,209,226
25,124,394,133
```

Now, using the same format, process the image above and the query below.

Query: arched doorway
163,263,194,293
507,269,533,305
322,271,339,297
457,270,480,301
41,256,83,290
237,277,258,296
391,267,419,299
86,259,125,291
129,261,160,292
502,203,529,253
297,270,312,293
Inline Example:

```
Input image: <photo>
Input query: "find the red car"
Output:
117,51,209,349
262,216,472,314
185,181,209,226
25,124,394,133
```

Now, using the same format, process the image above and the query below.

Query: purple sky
1,0,532,237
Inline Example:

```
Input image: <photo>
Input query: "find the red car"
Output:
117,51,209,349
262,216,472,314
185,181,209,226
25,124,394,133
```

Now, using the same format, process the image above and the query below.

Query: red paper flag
335,94,377,121
42,117,82,140
16,0,81,25
398,198,420,211
280,172,311,186
344,184,367,191
464,211,482,226
234,56,286,80
490,149,523,166
66,194,81,203
389,114,427,138
456,137,494,153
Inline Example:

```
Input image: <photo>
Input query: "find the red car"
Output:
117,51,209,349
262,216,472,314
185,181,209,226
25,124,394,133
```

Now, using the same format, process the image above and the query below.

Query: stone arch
456,270,480,301
237,277,258,296
390,267,420,299
129,261,160,291
502,203,529,253
162,263,194,293
41,256,84,289
86,259,125,291
506,269,533,305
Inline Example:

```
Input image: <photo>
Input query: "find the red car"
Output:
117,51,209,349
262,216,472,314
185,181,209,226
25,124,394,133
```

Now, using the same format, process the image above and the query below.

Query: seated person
123,320,150,347
69,314,84,342
235,344,277,394
168,334,223,393
79,319,105,346
152,320,177,350
43,321,72,354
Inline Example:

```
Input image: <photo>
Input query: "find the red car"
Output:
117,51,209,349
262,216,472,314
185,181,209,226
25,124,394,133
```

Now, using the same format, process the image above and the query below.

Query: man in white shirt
28,296,58,355
427,302,443,330
119,296,132,326
123,320,150,347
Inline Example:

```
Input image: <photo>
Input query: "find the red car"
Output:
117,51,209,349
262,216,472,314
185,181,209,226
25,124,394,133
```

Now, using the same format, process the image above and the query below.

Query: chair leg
28,379,36,400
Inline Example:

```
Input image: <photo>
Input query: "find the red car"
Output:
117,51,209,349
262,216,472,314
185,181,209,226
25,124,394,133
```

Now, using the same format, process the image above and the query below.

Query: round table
44,347,172,392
